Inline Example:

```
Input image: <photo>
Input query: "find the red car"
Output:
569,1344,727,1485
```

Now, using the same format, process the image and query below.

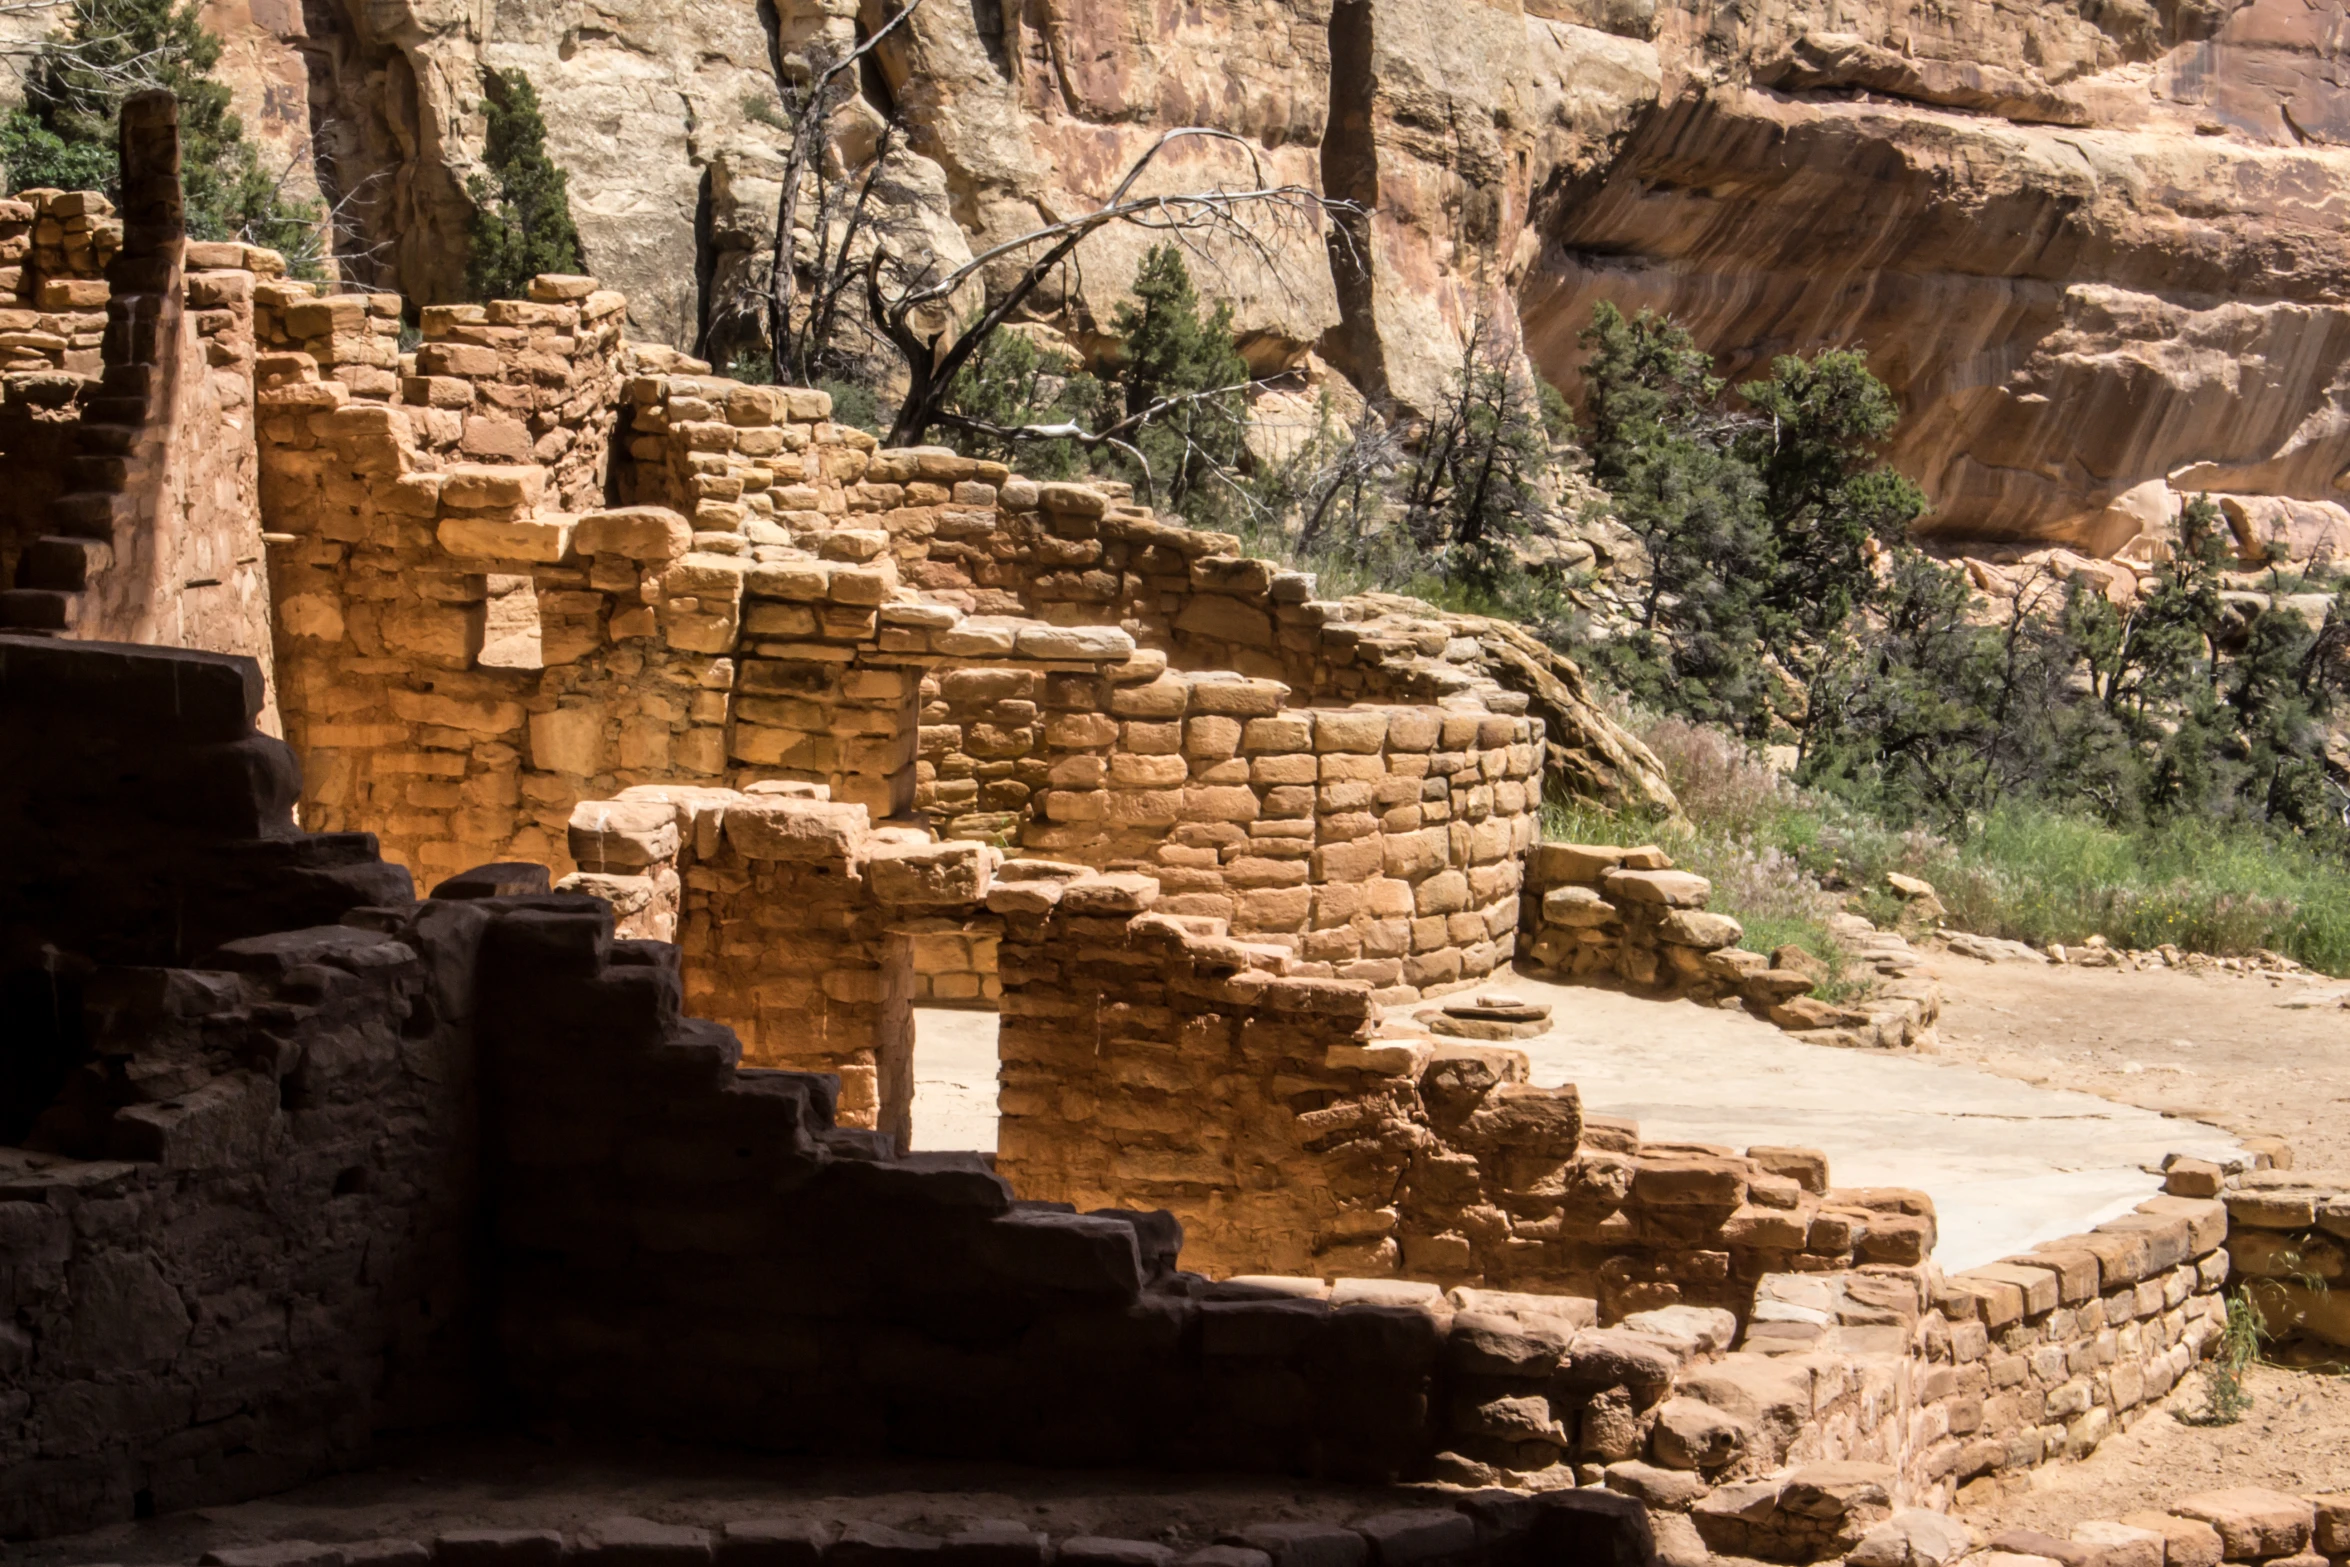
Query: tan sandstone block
438,512,573,563
576,506,691,561
440,463,546,510
2169,1492,2314,1561
530,706,604,775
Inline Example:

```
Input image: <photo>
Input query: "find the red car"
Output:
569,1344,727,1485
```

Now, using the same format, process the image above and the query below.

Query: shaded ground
1922,951,2350,1170
15,1435,1415,1567
1959,1361,2350,1535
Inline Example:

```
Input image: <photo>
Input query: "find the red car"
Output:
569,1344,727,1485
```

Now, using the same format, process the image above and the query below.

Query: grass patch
1545,716,2350,978
2179,1290,2263,1425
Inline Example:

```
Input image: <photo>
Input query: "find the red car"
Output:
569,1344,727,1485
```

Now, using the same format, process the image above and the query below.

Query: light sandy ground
911,1006,1001,1153
1454,973,2240,1270
1959,1362,2350,1535
910,977,2244,1271
1921,950,2350,1171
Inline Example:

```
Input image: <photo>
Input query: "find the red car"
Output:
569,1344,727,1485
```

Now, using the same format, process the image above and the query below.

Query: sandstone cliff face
158,0,2350,556
1518,0,2350,551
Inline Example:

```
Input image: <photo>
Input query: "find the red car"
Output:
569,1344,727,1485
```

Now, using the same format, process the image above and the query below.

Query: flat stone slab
1397,972,2243,1271
1424,1012,1552,1041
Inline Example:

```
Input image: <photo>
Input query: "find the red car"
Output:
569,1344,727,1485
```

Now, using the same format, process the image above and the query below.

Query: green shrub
1545,714,2350,977
1576,303,1925,735
817,377,883,435
2,0,324,272
2181,1291,2262,1425
465,68,583,302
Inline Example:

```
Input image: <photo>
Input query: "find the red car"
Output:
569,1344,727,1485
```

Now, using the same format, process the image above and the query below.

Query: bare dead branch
864,125,1355,446
764,0,930,379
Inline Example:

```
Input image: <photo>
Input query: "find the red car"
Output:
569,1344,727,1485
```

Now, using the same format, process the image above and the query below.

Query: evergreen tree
465,68,583,302
1576,302,1925,736
936,322,1105,479
1735,350,1927,664
1,0,322,267
1397,326,1564,583
1109,245,1250,523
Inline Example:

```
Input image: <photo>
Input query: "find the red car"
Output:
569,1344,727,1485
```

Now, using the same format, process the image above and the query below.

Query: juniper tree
1,0,323,266
464,69,583,302
1107,244,1251,521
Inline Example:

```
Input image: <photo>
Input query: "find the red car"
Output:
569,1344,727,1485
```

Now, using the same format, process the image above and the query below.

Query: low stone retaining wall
1520,842,1944,1050
2188,1156,2350,1358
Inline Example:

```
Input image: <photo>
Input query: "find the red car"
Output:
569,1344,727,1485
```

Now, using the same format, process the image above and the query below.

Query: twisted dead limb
863,126,1349,448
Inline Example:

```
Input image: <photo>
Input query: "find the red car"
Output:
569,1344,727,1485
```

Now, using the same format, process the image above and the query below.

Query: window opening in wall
910,1003,999,1152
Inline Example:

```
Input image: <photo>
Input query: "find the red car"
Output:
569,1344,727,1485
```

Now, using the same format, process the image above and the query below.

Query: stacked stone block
1,634,2247,1556
0,187,118,376
873,465,1669,813
1915,1193,2230,1492
618,370,855,535
258,346,742,880
0,637,465,1537
253,282,402,400
562,782,1001,1142
410,274,625,505
919,668,1540,996
0,97,272,674
256,273,624,510
1522,844,1944,1050
1490,1192,2232,1547
900,912,1005,1002
991,872,1911,1302
2207,1160,2350,1356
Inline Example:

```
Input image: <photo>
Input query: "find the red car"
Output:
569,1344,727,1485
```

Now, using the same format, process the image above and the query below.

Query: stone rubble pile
1521,846,1942,1050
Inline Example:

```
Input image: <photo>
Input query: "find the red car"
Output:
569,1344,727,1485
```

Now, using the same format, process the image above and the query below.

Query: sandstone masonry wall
0,186,118,378
0,637,465,1538
267,340,1539,1001
2202,1158,2350,1356
992,876,1932,1302
0,101,274,697
0,634,2237,1556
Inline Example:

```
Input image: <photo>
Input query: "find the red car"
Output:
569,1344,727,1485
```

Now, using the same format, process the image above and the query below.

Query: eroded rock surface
179,0,2350,552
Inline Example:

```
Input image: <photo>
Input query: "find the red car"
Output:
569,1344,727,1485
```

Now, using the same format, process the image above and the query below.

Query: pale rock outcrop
171,0,2350,554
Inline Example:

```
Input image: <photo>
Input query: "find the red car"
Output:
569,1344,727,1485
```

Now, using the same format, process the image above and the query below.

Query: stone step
100,362,156,399
52,491,128,538
0,587,77,631
74,421,139,456
17,535,110,591
81,395,149,426
64,453,129,490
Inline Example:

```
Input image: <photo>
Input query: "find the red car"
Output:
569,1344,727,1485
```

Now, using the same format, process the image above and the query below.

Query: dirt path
1921,950,2350,1170
1960,1362,2350,1535
1918,946,2350,1531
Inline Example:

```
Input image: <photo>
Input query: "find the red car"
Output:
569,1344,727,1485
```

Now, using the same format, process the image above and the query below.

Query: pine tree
1,0,323,267
464,69,583,302
1110,245,1250,523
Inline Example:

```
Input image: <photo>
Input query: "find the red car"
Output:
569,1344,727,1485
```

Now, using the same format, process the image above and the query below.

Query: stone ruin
0,93,2299,1567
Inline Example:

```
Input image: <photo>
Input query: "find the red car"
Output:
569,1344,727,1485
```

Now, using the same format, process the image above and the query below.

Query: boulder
2170,1492,2315,1561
